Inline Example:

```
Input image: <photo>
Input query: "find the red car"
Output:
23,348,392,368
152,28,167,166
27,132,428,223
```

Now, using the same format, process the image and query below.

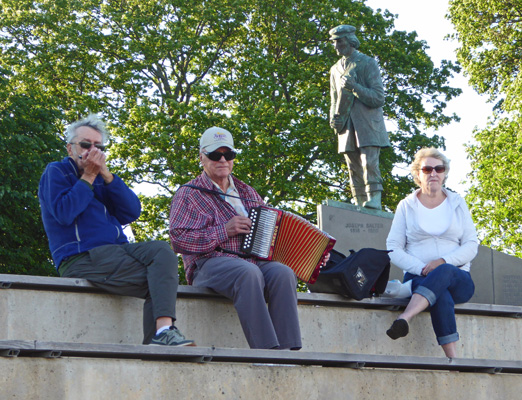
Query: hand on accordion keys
240,205,336,283
322,252,331,266
225,215,252,238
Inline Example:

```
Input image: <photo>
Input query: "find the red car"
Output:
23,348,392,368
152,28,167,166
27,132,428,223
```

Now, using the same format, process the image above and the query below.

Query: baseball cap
199,127,235,152
329,25,356,40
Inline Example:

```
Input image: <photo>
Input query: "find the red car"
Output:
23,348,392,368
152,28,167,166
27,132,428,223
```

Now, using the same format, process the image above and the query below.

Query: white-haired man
39,114,192,346
169,127,302,350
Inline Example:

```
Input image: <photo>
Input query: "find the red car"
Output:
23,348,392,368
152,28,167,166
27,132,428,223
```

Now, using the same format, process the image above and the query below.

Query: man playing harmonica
169,126,302,350
39,114,193,347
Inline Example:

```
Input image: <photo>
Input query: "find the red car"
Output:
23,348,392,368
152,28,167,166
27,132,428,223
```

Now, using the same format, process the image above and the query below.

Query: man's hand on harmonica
225,216,252,238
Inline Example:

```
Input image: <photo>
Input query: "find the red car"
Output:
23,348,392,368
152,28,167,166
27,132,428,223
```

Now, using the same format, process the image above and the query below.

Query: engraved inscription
366,222,384,233
344,222,385,234
502,275,522,305
346,222,363,233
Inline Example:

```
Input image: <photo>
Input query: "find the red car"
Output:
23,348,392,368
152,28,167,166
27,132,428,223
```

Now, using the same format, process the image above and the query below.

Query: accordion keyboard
241,207,280,258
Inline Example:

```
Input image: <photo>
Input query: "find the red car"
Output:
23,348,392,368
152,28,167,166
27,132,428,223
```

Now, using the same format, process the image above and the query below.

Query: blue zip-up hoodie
39,157,142,269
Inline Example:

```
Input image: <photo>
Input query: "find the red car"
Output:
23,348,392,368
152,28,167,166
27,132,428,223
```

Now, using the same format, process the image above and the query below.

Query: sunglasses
203,150,236,161
73,141,106,152
421,165,446,174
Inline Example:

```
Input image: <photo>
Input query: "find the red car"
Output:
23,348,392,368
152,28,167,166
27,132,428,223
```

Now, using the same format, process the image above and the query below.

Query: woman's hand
421,258,446,276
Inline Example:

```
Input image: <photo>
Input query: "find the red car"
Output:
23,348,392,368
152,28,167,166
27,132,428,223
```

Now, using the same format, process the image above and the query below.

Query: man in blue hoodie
39,114,193,346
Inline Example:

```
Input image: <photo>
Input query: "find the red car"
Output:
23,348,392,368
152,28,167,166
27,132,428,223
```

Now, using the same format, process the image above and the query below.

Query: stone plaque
469,246,494,304
317,201,402,281
492,249,522,306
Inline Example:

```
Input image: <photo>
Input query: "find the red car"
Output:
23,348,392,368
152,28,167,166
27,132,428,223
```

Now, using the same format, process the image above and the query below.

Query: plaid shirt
169,172,264,284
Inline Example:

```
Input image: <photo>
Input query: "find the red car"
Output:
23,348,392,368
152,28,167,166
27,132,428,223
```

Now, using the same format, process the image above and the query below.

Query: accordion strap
180,184,255,202
181,184,258,259
215,246,252,258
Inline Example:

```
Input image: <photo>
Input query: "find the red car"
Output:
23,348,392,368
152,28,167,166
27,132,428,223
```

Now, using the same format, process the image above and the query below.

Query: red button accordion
241,206,336,283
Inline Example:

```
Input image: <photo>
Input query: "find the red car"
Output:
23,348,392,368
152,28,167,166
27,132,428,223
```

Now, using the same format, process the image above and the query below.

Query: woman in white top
386,148,479,357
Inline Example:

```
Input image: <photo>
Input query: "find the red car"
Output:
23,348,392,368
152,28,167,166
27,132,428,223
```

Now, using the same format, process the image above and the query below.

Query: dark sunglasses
203,150,236,161
421,165,446,174
73,141,106,152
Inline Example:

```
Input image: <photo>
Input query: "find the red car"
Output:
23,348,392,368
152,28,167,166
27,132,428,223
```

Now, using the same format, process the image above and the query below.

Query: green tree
1,0,461,274
0,68,64,275
448,0,522,255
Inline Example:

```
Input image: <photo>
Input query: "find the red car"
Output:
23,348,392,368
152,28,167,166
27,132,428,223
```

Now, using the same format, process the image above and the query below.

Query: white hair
66,114,108,144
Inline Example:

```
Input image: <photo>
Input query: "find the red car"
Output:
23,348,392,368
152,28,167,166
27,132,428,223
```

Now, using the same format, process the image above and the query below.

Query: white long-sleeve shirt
386,188,479,276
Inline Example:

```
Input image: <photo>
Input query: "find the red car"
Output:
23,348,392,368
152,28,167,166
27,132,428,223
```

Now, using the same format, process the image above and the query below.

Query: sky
365,0,492,196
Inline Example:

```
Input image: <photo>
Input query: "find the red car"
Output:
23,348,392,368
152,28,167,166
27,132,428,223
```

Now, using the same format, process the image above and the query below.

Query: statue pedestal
317,200,522,306
317,200,401,281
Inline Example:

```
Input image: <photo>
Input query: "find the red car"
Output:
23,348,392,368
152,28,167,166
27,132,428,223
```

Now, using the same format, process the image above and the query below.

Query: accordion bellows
241,206,336,283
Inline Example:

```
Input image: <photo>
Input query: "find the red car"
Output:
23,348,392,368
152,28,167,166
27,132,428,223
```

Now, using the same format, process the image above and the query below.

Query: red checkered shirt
169,172,265,284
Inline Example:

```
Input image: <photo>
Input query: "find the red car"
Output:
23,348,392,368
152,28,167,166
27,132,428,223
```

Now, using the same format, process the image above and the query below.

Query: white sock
156,325,171,336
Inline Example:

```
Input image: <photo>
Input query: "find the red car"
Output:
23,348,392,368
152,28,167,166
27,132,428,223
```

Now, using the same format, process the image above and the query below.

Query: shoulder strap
215,246,252,258
180,184,256,203
180,184,261,259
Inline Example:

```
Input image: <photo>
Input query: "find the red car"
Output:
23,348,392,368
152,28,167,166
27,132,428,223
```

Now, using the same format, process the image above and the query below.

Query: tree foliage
1,0,461,274
0,68,64,275
448,0,522,255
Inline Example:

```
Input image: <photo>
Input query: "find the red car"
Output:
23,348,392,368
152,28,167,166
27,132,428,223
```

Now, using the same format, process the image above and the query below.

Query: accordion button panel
241,207,279,259
251,211,278,258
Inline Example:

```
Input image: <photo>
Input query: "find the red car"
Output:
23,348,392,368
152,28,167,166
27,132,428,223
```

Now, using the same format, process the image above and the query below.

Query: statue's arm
329,71,338,121
352,58,385,109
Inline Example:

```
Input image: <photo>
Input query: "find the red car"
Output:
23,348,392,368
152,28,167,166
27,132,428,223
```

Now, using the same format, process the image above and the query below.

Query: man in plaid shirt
169,127,302,350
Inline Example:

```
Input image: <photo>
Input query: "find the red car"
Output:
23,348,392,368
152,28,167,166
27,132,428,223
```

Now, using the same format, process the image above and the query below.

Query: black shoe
386,319,409,340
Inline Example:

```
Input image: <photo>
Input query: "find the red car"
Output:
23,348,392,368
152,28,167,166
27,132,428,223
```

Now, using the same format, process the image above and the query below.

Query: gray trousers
344,146,383,194
194,256,302,350
61,241,179,344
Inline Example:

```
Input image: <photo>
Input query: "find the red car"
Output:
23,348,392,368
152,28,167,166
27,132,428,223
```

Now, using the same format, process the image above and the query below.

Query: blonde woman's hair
411,147,450,186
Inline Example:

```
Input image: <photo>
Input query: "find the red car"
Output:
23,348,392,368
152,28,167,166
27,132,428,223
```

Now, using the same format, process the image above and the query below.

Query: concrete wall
317,201,522,306
2,288,521,360
1,357,521,400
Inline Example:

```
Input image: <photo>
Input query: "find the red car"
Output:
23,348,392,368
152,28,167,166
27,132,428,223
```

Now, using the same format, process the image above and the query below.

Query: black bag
307,248,391,300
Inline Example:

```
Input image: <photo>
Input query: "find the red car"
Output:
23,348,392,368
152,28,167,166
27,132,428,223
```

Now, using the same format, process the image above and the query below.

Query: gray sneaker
150,326,195,346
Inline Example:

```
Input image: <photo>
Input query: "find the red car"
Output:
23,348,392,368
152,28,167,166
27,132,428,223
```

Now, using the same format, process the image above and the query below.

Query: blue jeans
404,263,475,346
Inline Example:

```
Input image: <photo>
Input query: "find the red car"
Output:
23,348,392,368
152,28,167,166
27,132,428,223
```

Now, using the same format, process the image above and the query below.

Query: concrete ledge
2,355,521,399
2,274,521,318
2,274,521,360
1,340,521,374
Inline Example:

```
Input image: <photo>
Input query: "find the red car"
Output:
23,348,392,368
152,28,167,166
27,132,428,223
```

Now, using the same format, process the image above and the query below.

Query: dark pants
61,241,179,344
194,256,302,350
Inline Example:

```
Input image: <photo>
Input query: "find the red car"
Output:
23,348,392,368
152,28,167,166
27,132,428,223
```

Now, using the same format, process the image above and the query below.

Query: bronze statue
329,25,390,210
